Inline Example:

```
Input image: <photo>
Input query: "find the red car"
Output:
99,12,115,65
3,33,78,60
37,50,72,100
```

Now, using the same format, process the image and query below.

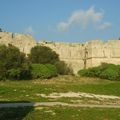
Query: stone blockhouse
1,32,120,74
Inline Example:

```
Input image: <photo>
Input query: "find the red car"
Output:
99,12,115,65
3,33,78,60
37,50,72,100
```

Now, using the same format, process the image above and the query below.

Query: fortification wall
1,31,120,74
86,40,120,68
0,32,36,54
40,40,120,74
39,41,85,73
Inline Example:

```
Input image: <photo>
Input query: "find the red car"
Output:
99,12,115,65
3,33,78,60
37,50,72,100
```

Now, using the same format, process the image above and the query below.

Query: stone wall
40,40,120,74
0,32,36,54
39,41,85,73
1,32,120,74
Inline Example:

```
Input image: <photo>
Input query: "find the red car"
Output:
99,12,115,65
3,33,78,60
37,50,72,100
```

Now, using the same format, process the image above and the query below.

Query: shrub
45,64,58,77
7,68,21,80
78,66,102,77
31,64,57,79
99,64,120,80
19,63,32,80
0,44,31,80
29,45,59,64
29,45,73,75
54,61,73,75
77,69,88,76
78,63,120,81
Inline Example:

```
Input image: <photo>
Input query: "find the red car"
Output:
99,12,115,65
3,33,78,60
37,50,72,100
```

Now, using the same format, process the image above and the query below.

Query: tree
29,45,59,64
29,45,73,75
54,61,73,75
0,44,31,80
3,44,25,69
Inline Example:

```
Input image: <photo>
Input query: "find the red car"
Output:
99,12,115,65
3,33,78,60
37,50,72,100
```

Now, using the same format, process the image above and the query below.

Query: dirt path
0,102,120,108
39,92,120,100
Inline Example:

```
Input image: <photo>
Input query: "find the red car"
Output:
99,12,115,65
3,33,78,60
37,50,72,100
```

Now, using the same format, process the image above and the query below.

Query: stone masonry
0,32,36,55
1,32,120,74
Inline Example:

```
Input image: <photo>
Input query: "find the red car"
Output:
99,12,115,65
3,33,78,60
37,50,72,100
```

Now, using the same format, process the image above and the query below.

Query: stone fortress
0,31,120,74
0,32,36,55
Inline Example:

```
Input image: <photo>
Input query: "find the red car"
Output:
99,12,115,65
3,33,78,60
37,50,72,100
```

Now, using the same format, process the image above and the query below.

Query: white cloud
57,6,111,32
24,26,34,34
98,22,112,30
57,22,69,32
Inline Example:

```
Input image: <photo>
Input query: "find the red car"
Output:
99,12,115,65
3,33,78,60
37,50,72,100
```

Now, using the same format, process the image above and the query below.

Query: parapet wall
1,32,120,74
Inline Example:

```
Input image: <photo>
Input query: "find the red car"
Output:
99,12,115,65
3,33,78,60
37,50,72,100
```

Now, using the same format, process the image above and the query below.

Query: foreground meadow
0,106,120,120
0,75,120,102
0,75,120,120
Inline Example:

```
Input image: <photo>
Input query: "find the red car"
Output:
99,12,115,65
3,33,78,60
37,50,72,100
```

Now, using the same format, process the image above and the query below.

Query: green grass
0,75,120,102
0,106,120,120
0,75,120,119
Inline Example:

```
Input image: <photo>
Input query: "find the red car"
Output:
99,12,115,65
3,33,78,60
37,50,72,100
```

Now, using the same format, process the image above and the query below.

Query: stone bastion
0,31,120,74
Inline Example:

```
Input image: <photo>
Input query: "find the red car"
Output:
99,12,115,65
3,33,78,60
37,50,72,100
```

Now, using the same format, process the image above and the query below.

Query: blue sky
0,0,120,42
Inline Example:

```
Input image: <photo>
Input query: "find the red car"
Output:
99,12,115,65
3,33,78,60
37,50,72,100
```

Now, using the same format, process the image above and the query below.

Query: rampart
0,32,36,54
1,32,120,74
39,40,120,73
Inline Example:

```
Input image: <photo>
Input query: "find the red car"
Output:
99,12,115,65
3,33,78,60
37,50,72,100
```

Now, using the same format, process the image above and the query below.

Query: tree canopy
0,44,31,80
29,45,59,64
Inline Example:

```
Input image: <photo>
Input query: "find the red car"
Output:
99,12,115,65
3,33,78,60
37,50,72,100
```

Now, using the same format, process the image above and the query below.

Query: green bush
54,61,73,75
99,64,120,80
45,64,58,77
19,63,32,80
29,45,73,75
31,64,57,79
78,66,102,77
6,64,32,80
78,63,120,81
0,44,31,80
7,68,21,80
29,45,59,64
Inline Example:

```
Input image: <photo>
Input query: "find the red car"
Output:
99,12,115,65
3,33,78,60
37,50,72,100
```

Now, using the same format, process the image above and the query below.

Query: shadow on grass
0,101,33,103
0,101,35,120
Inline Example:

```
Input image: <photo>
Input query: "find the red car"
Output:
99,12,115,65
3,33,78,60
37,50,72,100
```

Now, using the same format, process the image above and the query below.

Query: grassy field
0,75,120,120
0,106,120,120
0,75,120,102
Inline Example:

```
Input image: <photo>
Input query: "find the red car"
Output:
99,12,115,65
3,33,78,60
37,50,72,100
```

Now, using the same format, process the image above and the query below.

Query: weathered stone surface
39,40,120,73
0,32,36,54
1,32,120,74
